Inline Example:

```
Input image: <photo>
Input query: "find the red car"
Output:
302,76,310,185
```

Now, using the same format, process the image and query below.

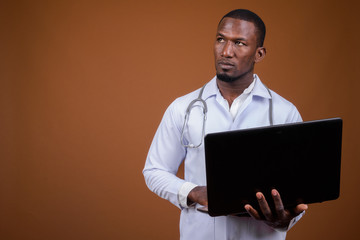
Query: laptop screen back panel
204,118,342,217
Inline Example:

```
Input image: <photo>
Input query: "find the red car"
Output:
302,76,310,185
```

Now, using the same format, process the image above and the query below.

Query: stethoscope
180,83,274,148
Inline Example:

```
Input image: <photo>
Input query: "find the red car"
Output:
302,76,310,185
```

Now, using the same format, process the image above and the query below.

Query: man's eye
235,41,245,46
217,38,224,42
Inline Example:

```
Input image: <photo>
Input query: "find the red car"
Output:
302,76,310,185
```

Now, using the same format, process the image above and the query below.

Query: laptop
202,118,342,217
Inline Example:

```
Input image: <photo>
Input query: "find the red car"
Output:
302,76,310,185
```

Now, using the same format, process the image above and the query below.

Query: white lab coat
143,75,303,240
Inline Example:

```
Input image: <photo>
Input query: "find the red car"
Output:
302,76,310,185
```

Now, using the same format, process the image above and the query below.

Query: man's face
214,17,262,82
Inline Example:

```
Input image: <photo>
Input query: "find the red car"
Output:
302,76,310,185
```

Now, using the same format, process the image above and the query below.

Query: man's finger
271,189,285,218
244,204,261,220
294,204,308,215
256,192,273,221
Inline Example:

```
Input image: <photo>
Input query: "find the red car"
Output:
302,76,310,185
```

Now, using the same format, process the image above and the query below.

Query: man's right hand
187,186,208,206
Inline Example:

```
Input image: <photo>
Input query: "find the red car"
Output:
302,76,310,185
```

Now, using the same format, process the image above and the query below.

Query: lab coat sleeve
274,210,305,232
143,100,187,209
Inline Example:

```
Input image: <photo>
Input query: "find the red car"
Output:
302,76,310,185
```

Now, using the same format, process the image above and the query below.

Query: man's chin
216,73,238,83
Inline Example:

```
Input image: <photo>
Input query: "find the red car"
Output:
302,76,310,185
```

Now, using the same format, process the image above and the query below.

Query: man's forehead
218,17,255,30
217,17,256,36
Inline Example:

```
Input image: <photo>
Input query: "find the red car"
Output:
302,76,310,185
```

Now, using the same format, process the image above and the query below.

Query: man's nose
221,41,234,57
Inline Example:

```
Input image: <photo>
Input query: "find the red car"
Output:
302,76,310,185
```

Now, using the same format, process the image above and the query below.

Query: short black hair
219,9,266,47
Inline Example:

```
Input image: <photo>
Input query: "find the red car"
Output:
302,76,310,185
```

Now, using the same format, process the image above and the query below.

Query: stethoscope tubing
180,83,273,148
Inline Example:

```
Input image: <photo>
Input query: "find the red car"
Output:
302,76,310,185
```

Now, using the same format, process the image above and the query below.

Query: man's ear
254,47,266,63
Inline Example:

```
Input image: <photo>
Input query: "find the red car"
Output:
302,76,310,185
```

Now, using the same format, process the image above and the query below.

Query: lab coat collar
252,74,272,99
201,74,272,101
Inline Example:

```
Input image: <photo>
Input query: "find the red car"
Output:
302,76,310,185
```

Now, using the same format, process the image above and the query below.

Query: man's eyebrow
235,37,247,41
216,32,247,41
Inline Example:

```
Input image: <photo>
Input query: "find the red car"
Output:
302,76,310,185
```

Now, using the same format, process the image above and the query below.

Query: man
143,9,307,240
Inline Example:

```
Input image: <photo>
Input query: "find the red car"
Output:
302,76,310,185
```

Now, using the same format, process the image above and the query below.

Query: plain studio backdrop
1,0,359,239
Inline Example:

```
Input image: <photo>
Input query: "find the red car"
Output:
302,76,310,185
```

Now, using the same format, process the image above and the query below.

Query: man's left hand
244,189,308,229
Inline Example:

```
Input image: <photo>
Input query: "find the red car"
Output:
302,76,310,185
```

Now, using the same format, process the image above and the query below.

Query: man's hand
244,189,308,229
187,186,208,206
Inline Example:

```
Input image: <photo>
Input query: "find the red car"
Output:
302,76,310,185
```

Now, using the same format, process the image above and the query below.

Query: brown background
1,0,359,239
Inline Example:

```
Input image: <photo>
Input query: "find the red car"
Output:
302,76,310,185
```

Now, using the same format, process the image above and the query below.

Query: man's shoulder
162,85,205,121
169,87,201,108
169,78,216,109
254,76,294,107
254,76,301,122
268,89,302,123
269,89,297,110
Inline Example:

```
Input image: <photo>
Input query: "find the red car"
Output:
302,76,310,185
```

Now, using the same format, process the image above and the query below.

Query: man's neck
216,74,254,107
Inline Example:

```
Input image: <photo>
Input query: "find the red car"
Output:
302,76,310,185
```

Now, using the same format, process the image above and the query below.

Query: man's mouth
218,61,235,70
